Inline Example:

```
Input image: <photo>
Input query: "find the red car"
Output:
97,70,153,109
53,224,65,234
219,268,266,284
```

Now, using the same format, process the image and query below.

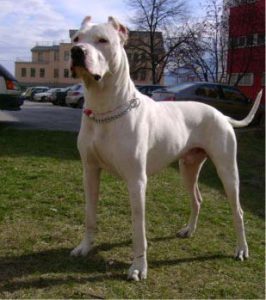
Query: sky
0,0,203,75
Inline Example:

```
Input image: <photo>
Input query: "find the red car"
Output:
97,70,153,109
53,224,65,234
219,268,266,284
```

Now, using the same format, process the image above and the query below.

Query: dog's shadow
0,237,230,293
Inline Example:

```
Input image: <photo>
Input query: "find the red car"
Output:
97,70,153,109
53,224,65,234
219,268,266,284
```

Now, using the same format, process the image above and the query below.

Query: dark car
137,84,164,97
51,87,71,106
152,82,264,125
0,64,22,110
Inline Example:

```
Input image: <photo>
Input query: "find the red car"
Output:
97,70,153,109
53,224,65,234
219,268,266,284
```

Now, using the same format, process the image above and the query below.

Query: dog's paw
70,238,93,257
128,256,147,281
235,244,249,261
177,225,195,238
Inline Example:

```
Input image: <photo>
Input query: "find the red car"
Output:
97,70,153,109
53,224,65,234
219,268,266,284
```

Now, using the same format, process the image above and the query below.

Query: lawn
0,127,264,299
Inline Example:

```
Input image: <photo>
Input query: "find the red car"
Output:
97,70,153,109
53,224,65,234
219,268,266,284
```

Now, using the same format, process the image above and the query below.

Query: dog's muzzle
71,46,85,78
70,46,102,81
71,46,85,66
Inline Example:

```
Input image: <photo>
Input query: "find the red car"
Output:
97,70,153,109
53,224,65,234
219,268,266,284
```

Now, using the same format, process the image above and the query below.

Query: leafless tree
168,23,212,82
126,0,188,84
168,0,229,83
169,0,264,85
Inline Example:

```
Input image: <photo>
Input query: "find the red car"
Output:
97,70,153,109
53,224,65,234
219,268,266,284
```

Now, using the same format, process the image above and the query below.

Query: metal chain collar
83,98,140,124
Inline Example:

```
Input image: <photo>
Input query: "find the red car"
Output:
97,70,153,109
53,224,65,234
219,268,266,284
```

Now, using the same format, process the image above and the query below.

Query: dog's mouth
70,64,83,79
71,64,102,82
70,46,102,82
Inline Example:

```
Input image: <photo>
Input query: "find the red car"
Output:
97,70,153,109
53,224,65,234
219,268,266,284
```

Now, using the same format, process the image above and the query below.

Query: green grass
0,127,264,299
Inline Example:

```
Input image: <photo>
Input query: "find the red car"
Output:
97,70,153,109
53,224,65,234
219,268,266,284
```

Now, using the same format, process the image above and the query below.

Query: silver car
33,88,61,102
65,84,84,108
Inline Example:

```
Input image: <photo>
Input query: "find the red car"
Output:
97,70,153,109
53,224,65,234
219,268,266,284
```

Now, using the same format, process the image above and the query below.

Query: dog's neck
83,49,137,113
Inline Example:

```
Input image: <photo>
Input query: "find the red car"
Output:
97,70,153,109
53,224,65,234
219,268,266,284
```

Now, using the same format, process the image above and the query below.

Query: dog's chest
92,139,115,172
79,124,124,175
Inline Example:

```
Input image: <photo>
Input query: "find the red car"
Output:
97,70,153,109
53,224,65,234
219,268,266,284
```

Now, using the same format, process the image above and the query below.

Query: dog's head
70,16,128,84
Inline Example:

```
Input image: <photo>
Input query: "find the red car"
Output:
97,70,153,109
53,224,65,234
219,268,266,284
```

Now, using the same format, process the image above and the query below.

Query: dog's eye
98,38,108,44
73,36,79,43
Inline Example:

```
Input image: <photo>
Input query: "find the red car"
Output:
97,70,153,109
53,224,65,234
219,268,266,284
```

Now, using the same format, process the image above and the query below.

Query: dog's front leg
71,165,101,257
127,176,148,281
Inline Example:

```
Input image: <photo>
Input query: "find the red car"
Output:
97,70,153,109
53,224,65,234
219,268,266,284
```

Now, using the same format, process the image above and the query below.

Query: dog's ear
108,16,128,44
81,16,92,27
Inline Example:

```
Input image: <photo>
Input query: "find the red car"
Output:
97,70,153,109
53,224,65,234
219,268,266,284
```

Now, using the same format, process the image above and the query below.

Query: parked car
20,86,49,101
33,88,61,102
65,84,84,108
152,82,264,125
0,64,22,110
137,84,164,97
51,87,71,106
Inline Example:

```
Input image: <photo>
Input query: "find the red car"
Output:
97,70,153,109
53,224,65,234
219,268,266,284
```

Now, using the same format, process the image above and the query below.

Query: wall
227,0,265,100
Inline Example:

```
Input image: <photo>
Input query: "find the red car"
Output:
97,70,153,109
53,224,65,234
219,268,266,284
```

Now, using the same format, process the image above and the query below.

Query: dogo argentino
69,16,262,281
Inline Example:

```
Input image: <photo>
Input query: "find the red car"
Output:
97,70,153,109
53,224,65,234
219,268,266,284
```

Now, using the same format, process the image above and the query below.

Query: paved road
0,101,82,132
1,100,262,133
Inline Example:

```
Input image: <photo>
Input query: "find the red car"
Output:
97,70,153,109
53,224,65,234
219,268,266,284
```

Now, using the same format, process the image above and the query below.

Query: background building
15,41,80,87
15,29,164,87
227,0,265,100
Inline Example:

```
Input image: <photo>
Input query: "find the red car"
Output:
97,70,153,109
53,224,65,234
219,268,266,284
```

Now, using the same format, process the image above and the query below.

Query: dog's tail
227,89,263,128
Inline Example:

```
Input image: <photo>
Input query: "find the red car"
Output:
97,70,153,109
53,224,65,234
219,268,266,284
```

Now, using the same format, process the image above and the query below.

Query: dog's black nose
71,46,85,64
93,74,102,81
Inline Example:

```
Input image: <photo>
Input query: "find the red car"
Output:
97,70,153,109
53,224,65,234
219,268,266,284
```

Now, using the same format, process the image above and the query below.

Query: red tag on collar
83,108,93,116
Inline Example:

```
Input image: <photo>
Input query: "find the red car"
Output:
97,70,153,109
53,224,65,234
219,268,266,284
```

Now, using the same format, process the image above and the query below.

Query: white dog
70,16,262,281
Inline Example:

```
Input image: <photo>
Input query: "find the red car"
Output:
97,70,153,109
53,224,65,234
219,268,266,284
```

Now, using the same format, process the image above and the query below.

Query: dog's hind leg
177,148,207,238
213,155,249,260
209,130,248,261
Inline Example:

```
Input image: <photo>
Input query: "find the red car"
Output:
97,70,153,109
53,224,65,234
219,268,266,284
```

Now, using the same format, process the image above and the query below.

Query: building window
238,73,254,86
64,68,69,78
140,69,146,81
21,68,26,77
246,35,254,47
54,69,59,78
131,71,138,81
230,34,264,48
237,36,246,47
64,51,70,61
30,68,35,77
40,68,45,78
230,73,254,86
38,52,44,63
257,33,265,46
54,51,59,61
229,37,236,48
